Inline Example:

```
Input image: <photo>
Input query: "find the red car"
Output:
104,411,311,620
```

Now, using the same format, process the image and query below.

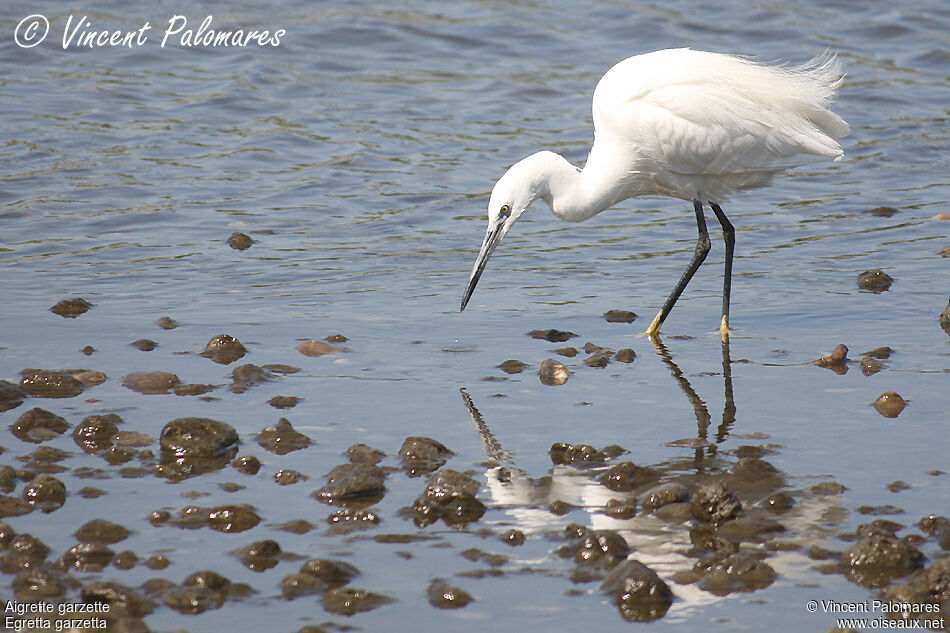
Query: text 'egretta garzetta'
460,48,849,338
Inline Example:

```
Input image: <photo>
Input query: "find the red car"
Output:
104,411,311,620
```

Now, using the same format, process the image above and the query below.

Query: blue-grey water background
1,0,949,631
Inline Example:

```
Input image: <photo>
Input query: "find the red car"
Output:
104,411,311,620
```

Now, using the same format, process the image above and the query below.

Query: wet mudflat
2,0,950,632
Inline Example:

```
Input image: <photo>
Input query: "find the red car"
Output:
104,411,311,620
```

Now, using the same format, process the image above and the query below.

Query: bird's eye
499,204,511,218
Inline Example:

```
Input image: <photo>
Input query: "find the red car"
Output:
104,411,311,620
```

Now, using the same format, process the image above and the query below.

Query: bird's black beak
460,219,506,311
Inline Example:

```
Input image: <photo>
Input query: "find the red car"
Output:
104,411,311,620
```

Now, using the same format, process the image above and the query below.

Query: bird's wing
591,50,847,178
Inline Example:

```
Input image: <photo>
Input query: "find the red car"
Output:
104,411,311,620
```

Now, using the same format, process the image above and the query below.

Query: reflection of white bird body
461,48,849,337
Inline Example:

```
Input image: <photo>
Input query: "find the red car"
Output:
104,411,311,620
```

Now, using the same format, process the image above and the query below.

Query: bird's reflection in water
460,337,844,623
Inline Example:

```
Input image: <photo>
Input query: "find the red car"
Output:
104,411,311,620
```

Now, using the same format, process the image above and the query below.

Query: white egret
460,48,849,337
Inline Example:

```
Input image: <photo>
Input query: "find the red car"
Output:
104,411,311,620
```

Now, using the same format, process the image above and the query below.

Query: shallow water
2,1,949,631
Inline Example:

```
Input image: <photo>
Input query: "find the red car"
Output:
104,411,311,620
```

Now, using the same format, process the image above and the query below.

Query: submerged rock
122,371,180,394
296,340,347,357
156,316,179,330
497,359,529,374
314,463,386,506
0,381,26,413
857,269,894,292
75,519,130,545
690,480,742,524
528,329,577,342
940,301,950,335
399,437,454,476
604,310,638,323
202,334,247,365
73,414,121,452
427,578,473,609
843,533,924,588
227,232,253,250
813,344,849,373
50,297,92,318
551,442,606,466
539,359,570,386
11,408,69,443
602,559,672,622
872,392,908,418
160,418,239,458
322,587,392,616
257,418,312,455
20,370,85,398
22,475,66,512
696,552,776,595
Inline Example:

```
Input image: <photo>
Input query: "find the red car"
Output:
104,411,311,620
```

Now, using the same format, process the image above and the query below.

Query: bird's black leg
710,203,734,337
645,199,711,337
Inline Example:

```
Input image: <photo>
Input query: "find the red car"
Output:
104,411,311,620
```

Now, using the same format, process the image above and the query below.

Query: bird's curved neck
536,148,633,222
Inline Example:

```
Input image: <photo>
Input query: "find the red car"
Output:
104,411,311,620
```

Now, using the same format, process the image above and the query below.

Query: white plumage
460,48,849,337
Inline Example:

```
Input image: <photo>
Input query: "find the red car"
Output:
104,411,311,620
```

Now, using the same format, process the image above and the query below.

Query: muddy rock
230,364,276,391
765,492,795,513
873,392,908,418
300,558,359,586
208,504,261,533
564,527,630,568
268,395,301,409
274,469,305,486
0,467,15,493
690,480,742,524
322,586,392,616
202,334,247,365
160,417,239,458
156,316,179,330
296,340,347,357
11,408,69,443
73,414,121,452
236,540,281,572
843,533,924,587
503,529,526,546
327,508,380,530
282,573,326,599
22,474,66,512
257,418,312,454
861,356,883,375
614,348,636,363
604,498,638,519
864,206,899,217
60,542,114,571
346,443,386,465
228,232,253,250
497,359,529,374
412,469,486,528
857,269,894,292
600,461,640,492
554,347,578,357
81,581,154,617
813,344,849,373
50,297,92,318
314,463,386,506
20,370,85,398
0,381,26,413
13,568,68,601
539,359,570,385
427,578,473,609
551,442,606,466
232,455,261,475
0,496,33,519
528,328,577,342
130,339,158,351
585,351,613,368
604,310,638,323
165,572,230,614
640,482,690,511
399,436,454,476
602,559,672,622
75,519,130,545
696,552,776,595
941,301,950,335
122,371,181,394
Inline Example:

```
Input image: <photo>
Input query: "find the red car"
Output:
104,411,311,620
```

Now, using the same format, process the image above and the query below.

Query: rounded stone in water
160,417,239,458
11,408,69,443
49,297,92,318
539,359,570,385
0,380,26,413
227,232,253,250
872,392,908,418
256,418,312,455
601,559,672,622
19,370,85,399
122,371,181,394
202,334,247,365
857,268,894,292
75,519,131,544
22,474,66,512
427,578,473,609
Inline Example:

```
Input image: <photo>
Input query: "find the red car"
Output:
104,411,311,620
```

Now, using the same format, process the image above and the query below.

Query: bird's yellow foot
644,311,664,337
719,315,730,340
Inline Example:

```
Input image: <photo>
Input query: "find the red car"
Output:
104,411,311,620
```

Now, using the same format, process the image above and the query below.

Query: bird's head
459,157,542,311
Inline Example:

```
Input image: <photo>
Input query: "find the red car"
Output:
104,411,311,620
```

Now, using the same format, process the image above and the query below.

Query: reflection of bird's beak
460,219,506,311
